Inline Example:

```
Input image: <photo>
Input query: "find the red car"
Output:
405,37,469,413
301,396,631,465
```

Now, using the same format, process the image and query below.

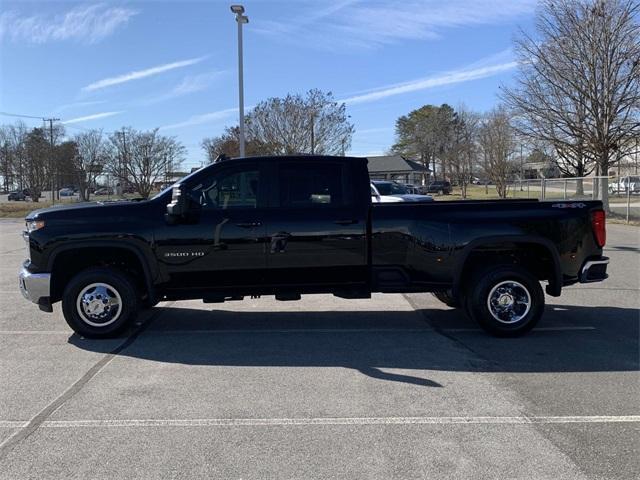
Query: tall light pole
231,5,248,158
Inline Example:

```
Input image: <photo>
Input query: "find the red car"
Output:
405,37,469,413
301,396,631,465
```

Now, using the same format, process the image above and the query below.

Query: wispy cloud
82,57,207,92
160,108,238,131
140,71,225,105
342,55,518,105
172,71,224,96
62,111,123,125
257,0,536,50
0,3,137,44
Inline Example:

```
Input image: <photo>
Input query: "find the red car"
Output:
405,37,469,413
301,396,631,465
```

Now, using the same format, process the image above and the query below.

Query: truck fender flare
451,235,562,298
46,241,156,299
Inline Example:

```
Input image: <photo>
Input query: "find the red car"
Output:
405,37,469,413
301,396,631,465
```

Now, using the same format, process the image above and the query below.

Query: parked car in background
59,188,75,197
424,181,452,195
370,184,403,203
609,176,640,195
94,187,114,196
7,189,29,201
371,180,433,202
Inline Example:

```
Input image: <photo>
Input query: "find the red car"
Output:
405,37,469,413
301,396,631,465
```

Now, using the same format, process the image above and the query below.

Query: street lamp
230,5,248,158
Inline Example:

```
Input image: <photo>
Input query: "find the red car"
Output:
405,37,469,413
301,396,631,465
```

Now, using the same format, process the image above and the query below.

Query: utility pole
44,118,60,205
231,5,249,158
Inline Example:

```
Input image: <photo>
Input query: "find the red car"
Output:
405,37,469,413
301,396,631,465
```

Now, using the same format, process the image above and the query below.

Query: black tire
62,267,139,338
465,265,544,337
432,290,461,308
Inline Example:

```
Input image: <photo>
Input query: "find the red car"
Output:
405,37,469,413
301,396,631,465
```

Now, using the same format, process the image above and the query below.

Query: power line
0,111,118,135
0,111,45,120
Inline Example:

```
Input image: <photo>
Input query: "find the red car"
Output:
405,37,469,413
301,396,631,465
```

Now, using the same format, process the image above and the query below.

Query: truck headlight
26,220,45,233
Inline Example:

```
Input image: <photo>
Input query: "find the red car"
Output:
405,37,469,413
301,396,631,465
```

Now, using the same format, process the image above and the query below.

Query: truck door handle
235,221,262,228
334,219,358,225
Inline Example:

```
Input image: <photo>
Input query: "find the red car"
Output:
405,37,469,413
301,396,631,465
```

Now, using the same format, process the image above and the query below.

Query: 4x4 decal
552,202,587,209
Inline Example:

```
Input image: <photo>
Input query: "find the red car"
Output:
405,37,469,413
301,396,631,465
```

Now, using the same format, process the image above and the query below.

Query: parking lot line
29,415,640,428
146,326,595,334
0,421,27,428
0,330,71,335
0,325,597,335
442,326,596,332
148,328,434,335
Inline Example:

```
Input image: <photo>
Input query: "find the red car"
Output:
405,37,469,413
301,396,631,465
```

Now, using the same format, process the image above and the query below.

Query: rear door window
278,162,350,207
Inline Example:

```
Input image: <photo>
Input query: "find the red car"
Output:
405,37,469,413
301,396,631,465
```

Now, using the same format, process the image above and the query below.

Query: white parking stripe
32,415,640,428
0,331,71,335
443,326,596,332
149,328,432,335
0,326,596,335
0,421,27,428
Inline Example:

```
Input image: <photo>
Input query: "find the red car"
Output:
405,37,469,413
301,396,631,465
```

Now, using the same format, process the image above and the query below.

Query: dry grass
434,185,536,201
0,202,54,218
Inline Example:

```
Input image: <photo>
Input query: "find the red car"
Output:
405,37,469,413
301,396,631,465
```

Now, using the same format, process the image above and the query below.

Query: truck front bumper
580,257,609,283
18,266,52,312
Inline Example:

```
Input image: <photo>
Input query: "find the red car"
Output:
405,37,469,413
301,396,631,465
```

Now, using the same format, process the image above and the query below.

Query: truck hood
25,199,149,221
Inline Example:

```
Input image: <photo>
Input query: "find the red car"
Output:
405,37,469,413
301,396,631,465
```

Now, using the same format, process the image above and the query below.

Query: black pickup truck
18,155,609,338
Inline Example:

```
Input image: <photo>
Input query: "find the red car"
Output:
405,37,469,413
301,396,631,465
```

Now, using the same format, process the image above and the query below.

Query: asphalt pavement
0,219,638,479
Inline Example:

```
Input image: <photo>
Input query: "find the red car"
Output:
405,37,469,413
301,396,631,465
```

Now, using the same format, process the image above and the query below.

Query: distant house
366,155,431,185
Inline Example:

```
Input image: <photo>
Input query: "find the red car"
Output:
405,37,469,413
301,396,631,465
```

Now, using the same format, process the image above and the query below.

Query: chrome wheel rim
487,280,531,324
76,283,123,327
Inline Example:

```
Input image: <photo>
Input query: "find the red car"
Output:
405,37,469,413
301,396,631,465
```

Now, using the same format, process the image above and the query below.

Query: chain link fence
506,176,639,223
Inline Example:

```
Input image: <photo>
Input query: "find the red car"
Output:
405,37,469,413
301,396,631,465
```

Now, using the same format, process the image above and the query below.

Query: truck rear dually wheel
62,268,138,338
465,265,544,337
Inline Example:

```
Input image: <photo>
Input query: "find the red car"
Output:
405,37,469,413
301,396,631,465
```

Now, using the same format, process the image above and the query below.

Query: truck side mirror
166,184,199,224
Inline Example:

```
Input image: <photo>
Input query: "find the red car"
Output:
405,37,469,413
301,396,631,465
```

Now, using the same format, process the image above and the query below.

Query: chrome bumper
580,257,609,283
18,266,51,305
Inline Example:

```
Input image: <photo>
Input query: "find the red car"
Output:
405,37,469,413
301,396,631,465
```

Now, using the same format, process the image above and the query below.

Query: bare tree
479,107,516,199
503,0,640,209
248,89,354,155
201,125,273,161
447,107,480,198
0,122,30,192
108,128,185,199
0,125,16,192
73,130,107,201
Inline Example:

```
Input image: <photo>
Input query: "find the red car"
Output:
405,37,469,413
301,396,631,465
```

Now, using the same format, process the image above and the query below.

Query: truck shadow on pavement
69,303,639,387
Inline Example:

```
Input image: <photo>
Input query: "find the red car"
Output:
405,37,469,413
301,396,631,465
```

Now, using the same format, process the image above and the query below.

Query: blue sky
0,0,537,169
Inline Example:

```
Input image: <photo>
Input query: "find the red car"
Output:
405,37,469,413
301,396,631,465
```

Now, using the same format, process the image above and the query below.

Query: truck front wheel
62,268,139,338
465,265,544,337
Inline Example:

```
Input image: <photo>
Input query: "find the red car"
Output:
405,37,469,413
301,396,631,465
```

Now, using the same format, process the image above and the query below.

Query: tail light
591,209,606,248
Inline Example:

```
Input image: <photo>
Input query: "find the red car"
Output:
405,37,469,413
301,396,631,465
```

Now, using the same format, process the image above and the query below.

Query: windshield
150,165,207,200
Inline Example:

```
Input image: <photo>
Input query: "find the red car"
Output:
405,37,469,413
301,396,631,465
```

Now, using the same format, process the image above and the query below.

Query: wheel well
50,247,148,302
456,242,557,295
